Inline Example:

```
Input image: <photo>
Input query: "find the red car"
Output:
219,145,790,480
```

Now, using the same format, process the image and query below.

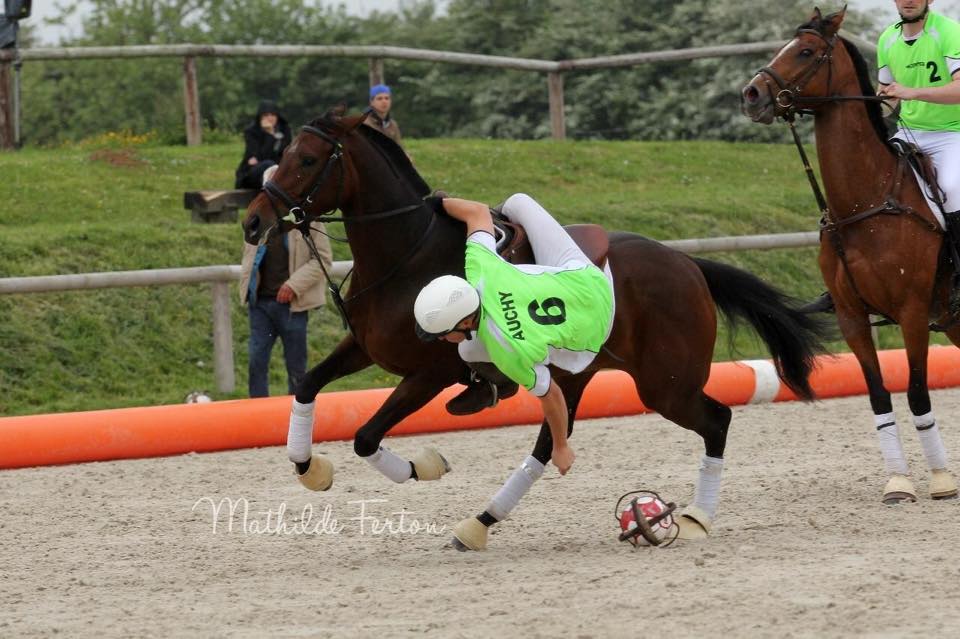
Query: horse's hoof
450,537,471,552
882,474,917,505
295,455,334,491
930,469,959,500
451,517,488,551
413,447,450,481
675,505,712,540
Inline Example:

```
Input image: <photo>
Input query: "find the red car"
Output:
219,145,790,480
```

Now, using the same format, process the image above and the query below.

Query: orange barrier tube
2,347,960,470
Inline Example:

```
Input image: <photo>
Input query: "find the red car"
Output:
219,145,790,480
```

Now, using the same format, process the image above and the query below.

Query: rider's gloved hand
424,194,448,216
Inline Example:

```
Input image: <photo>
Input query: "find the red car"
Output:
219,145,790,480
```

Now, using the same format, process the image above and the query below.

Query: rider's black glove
424,195,447,216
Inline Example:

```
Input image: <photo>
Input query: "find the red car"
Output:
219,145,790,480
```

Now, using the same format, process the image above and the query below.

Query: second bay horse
741,7,958,503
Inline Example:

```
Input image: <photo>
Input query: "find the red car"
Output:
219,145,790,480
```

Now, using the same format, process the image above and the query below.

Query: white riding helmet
414,275,480,341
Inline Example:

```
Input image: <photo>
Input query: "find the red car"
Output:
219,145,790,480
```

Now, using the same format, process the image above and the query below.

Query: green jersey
877,11,960,131
464,234,614,396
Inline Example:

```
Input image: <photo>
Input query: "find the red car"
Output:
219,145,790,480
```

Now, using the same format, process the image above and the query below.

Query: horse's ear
324,103,348,122
344,113,368,132
822,6,847,37
810,6,823,22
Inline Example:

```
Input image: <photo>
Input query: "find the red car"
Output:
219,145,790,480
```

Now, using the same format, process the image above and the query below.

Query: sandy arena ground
2,389,960,638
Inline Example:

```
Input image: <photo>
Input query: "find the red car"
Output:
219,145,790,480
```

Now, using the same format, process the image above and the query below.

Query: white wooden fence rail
0,231,819,393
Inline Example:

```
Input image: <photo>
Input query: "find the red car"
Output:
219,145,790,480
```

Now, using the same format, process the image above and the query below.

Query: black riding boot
446,362,519,416
799,290,835,314
800,212,960,317
943,211,960,316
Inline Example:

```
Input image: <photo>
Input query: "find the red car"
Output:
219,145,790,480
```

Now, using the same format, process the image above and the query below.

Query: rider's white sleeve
878,66,894,85
531,364,551,397
500,193,590,269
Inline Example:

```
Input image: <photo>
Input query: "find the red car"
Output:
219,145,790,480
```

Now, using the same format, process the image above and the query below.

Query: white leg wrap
286,400,316,464
364,446,412,484
913,412,949,470
486,456,545,521
875,412,910,475
691,455,724,520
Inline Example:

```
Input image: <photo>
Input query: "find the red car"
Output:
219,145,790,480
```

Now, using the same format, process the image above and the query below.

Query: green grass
0,138,930,416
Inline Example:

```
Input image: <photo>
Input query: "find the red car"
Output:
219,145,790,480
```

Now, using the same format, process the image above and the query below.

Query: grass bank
0,137,918,416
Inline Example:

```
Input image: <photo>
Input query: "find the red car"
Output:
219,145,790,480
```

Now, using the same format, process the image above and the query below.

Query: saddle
889,138,947,213
493,212,610,270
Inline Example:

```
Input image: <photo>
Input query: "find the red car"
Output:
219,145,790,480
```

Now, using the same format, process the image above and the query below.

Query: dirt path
2,390,959,638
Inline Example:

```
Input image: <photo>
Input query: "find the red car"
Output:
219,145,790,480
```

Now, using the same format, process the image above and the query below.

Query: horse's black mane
356,125,431,197
840,38,893,149
306,112,431,198
795,14,893,150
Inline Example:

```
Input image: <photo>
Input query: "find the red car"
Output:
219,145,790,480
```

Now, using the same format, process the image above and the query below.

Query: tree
18,0,882,144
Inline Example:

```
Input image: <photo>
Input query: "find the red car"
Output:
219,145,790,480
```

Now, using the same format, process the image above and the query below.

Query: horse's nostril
743,85,760,104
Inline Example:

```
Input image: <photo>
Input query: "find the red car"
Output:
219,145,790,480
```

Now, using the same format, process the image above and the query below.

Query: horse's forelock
797,9,846,37
797,16,822,34
307,115,337,131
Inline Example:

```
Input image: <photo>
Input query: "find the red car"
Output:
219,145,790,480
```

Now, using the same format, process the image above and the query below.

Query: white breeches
893,128,960,218
500,193,591,268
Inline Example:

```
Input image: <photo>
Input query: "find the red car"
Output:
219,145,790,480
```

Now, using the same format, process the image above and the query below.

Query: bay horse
741,8,959,503
242,110,827,549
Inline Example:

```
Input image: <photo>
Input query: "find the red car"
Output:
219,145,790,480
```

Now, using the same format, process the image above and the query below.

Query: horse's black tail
693,257,831,400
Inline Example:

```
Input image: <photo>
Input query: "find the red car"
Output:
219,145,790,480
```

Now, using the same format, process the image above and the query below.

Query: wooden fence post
369,57,384,88
547,71,565,140
210,281,235,393
0,62,13,150
183,56,202,146
13,59,20,147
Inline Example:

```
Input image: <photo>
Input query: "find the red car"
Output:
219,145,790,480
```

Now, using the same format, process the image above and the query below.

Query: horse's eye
799,48,814,58
302,157,318,168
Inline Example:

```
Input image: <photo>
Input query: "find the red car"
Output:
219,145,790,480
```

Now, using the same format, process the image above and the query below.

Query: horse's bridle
258,123,436,339
262,124,345,225
756,29,842,116
262,124,426,226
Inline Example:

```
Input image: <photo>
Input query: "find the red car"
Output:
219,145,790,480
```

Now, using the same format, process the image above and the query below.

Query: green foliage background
17,0,876,145
0,3,926,418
